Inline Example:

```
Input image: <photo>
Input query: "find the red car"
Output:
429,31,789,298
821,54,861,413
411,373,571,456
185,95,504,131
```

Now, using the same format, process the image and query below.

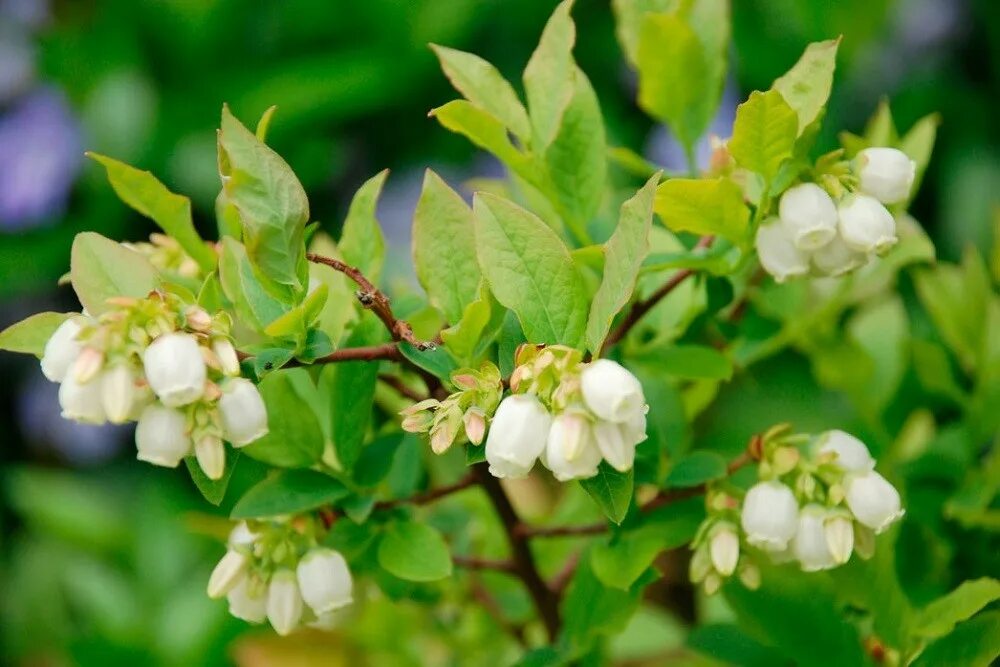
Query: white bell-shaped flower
218,378,269,446
543,409,601,481
755,217,809,282
59,372,107,424
792,505,837,571
142,332,207,407
845,470,904,533
825,515,855,565
228,578,267,623
207,549,248,599
484,394,551,479
229,522,257,548
41,317,84,382
811,235,867,277
195,435,226,481
856,147,915,204
135,404,190,467
778,183,839,250
213,339,241,376
580,359,645,424
592,408,647,473
101,364,138,424
709,524,740,576
267,569,304,636
741,481,799,551
816,430,875,472
837,194,896,253
296,548,354,615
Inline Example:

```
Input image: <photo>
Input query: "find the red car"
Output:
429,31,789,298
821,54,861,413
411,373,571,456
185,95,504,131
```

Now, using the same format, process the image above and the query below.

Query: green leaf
412,170,481,324
561,554,646,649
230,469,349,519
87,153,216,272
308,233,358,346
523,0,576,149
541,67,607,240
585,174,658,354
729,90,798,184
913,611,1000,667
377,520,453,582
441,283,505,365
218,105,309,291
473,193,588,346
914,578,1000,641
430,44,531,142
399,342,459,381
339,170,388,284
772,39,840,135
654,178,750,245
611,0,675,66
660,344,733,380
0,312,73,357
899,112,940,205
262,282,328,339
241,369,324,467
321,318,381,470
664,450,728,487
430,100,530,171
70,232,158,315
579,462,634,524
185,452,239,506
218,237,289,331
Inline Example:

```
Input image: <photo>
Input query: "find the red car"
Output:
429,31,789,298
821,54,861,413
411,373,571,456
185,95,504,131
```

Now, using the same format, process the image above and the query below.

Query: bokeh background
0,0,997,664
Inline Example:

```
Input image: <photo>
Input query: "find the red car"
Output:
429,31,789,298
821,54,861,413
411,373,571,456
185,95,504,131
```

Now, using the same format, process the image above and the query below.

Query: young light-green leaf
611,0,675,66
377,520,453,582
523,0,576,149
772,39,840,135
430,44,531,142
70,232,158,315
218,237,289,331
339,170,388,284
430,100,530,173
654,178,750,245
230,469,349,519
664,450,728,487
218,105,310,291
914,578,1000,641
87,153,216,272
412,170,481,324
0,312,73,357
729,89,799,184
585,174,658,354
241,369,324,468
185,452,240,506
579,462,634,524
473,193,588,346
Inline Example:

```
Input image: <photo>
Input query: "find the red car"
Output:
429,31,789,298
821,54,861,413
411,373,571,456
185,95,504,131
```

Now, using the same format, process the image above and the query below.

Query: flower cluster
400,362,503,453
483,345,648,481
756,147,916,281
122,233,204,279
690,428,904,592
208,519,354,635
39,291,268,479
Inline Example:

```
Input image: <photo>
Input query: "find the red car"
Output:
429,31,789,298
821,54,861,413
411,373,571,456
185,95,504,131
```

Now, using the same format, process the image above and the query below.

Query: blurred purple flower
0,87,83,231
645,82,738,173
0,0,48,28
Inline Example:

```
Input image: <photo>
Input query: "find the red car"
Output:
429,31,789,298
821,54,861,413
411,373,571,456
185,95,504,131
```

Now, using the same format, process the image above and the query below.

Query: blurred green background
0,0,997,665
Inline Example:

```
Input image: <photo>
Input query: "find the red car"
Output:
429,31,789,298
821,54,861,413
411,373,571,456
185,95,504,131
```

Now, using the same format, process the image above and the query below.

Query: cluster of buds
690,427,904,592
207,518,354,635
756,147,915,281
400,362,503,453
483,345,648,481
122,233,204,279
39,291,268,479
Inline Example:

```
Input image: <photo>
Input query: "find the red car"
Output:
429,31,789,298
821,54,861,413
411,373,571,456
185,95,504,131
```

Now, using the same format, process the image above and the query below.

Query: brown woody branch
453,555,518,574
377,373,427,402
372,472,477,512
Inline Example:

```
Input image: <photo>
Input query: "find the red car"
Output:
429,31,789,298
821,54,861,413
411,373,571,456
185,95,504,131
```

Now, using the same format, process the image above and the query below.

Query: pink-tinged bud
400,398,440,416
185,306,212,332
463,407,487,445
73,347,105,384
452,373,477,390
401,412,433,433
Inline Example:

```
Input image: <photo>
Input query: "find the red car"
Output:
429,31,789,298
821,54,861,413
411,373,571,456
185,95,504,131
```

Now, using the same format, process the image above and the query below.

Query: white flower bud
228,578,267,623
543,409,601,481
41,317,83,382
212,339,241,376
143,333,207,407
792,505,836,572
58,372,107,424
825,515,855,565
135,404,191,467
296,548,353,615
845,470,904,533
195,435,226,481
709,525,740,576
229,522,257,548
208,549,248,599
218,378,268,446
755,217,809,282
778,183,838,250
741,481,799,551
811,235,866,277
484,394,551,479
856,147,915,204
816,430,875,472
837,194,896,253
580,359,645,424
101,364,138,424
72,346,105,384
267,569,304,636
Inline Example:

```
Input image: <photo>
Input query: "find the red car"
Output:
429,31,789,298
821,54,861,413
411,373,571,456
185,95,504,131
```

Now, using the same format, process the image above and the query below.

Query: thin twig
469,577,528,647
372,472,477,512
549,551,581,594
600,235,715,355
378,373,426,402
453,555,518,574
